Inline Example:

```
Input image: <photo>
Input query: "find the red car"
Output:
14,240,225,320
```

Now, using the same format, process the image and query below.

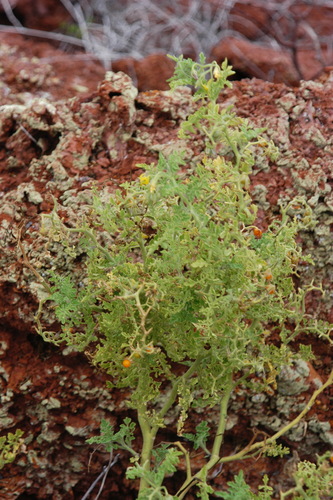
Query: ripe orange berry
253,227,263,239
122,359,132,368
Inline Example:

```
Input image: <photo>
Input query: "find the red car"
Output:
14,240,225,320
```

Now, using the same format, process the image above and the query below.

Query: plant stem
219,366,333,464
136,357,202,493
176,376,234,499
206,377,233,467
176,367,333,498
158,357,202,421
137,403,157,492
67,227,113,262
280,484,306,499
175,441,192,482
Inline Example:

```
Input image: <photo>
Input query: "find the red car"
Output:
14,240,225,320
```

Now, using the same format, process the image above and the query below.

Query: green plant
280,452,333,500
0,429,24,469
219,452,333,500
215,470,274,499
35,54,333,498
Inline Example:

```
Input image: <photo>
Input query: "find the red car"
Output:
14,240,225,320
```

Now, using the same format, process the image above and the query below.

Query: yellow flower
139,174,150,186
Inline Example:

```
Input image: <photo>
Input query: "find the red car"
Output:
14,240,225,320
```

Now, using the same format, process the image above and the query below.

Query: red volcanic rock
210,37,300,85
112,53,176,91
229,1,270,40
1,0,333,88
6,0,70,31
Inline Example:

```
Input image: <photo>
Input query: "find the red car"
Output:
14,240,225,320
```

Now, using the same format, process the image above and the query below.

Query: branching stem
176,376,234,499
137,357,202,493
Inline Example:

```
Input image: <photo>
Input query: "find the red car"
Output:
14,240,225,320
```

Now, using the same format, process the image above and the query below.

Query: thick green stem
206,377,233,468
136,357,202,493
137,404,158,492
176,377,234,499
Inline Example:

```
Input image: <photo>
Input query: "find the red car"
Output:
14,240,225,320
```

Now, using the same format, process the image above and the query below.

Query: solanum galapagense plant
35,54,333,498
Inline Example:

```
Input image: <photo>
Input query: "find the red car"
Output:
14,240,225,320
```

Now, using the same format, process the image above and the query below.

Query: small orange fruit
122,359,132,368
253,227,263,239
264,270,273,280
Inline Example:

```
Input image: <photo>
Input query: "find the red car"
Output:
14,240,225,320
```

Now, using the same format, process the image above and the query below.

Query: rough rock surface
0,4,333,499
